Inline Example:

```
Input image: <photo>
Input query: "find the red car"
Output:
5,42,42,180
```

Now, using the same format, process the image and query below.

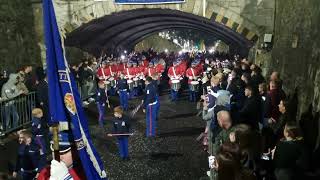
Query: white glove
49,160,73,180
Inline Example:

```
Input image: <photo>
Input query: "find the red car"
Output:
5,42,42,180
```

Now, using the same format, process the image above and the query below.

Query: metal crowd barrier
0,92,36,135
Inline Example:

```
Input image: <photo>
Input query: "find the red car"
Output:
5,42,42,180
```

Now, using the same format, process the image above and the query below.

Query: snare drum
127,80,134,90
171,79,181,91
109,77,116,87
133,77,139,87
104,81,111,90
190,81,199,92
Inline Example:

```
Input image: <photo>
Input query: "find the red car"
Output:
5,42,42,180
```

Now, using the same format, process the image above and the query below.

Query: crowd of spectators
197,55,311,180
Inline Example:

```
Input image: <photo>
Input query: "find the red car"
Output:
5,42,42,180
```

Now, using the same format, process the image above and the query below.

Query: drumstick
107,133,134,136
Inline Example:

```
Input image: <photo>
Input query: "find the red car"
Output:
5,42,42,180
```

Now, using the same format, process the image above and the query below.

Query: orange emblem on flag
64,93,76,115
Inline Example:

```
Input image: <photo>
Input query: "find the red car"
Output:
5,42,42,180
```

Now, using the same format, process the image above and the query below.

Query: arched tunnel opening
65,8,254,57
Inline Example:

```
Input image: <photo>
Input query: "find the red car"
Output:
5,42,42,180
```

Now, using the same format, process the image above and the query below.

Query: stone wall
270,0,320,116
0,0,41,72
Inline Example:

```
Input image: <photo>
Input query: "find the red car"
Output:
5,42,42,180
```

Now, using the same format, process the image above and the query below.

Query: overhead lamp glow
124,50,127,54
178,51,182,55
121,55,125,60
164,49,168,53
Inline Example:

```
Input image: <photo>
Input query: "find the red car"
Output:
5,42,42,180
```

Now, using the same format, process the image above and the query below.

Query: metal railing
0,92,36,135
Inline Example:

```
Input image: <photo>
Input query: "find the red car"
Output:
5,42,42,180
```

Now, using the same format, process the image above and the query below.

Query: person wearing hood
1,73,24,130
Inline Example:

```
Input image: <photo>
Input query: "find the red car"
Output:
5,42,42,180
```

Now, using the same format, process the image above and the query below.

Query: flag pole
51,124,60,161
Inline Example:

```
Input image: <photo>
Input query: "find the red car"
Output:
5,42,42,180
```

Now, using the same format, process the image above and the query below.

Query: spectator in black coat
36,76,49,124
272,122,309,180
251,66,265,88
259,83,271,126
239,85,262,130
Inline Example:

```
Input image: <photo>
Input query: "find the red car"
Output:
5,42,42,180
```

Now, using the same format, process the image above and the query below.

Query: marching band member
96,61,108,80
117,74,129,111
107,61,117,96
151,73,160,120
117,58,127,74
144,62,157,78
168,60,184,102
123,62,135,99
186,61,201,102
123,62,134,80
107,106,131,160
131,62,140,96
143,76,158,137
154,59,165,94
96,80,109,128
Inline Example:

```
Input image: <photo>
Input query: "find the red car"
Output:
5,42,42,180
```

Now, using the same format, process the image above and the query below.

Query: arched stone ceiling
65,8,254,56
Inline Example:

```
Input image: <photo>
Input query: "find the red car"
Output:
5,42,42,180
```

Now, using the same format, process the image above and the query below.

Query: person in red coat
144,62,157,78
168,60,184,101
117,61,127,75
96,61,109,80
123,62,135,80
137,60,146,77
186,61,201,102
38,131,87,180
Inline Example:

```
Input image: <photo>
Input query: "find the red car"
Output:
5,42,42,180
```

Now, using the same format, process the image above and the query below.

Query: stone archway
65,8,254,56
48,0,267,56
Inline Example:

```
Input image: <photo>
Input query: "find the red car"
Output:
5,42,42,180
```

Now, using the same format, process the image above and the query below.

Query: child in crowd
31,108,46,154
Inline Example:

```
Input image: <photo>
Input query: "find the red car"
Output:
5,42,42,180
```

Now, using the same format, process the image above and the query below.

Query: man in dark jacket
239,84,262,130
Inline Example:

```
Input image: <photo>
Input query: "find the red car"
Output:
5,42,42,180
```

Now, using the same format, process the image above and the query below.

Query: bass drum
127,80,134,90
109,77,116,87
171,79,181,91
190,81,199,92
133,77,139,87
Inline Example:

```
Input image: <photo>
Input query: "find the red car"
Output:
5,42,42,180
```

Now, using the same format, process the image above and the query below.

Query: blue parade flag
115,0,185,4
42,0,107,179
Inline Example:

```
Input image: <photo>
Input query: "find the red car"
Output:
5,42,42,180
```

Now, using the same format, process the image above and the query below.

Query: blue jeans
117,137,129,159
4,103,19,130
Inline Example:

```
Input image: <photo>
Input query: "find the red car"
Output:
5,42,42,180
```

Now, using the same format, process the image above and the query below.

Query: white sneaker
88,98,95,102
206,171,211,177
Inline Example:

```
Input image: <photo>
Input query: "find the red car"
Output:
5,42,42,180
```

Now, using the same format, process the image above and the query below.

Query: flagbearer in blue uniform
96,80,109,128
151,74,160,120
117,74,129,111
143,76,158,137
107,106,131,160
42,0,106,179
